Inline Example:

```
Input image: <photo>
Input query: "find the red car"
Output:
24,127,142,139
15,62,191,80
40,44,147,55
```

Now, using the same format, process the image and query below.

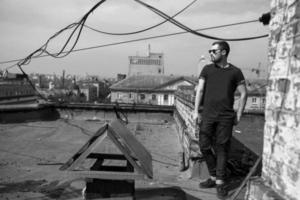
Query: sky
0,0,270,79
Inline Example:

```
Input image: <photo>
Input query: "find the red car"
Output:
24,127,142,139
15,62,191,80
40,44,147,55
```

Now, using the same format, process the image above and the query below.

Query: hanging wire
134,0,268,41
83,0,198,36
17,0,107,67
17,64,47,100
1,0,108,100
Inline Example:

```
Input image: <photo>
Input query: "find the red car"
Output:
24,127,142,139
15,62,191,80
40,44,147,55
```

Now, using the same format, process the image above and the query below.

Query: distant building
110,75,196,106
81,79,110,102
49,81,55,90
128,45,164,76
0,73,37,104
234,79,267,113
80,85,98,102
117,74,126,82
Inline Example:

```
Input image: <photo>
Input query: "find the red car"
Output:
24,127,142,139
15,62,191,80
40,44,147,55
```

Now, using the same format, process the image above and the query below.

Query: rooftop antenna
62,69,65,89
148,44,151,57
257,62,261,78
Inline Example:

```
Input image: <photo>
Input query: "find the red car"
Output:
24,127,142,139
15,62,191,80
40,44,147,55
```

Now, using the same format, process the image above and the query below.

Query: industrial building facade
128,46,164,76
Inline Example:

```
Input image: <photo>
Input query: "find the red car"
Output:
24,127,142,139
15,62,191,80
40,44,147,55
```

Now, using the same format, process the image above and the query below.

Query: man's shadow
224,136,261,192
193,136,261,193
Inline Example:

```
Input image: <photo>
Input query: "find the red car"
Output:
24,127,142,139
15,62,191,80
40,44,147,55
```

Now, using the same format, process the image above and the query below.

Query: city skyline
0,0,269,79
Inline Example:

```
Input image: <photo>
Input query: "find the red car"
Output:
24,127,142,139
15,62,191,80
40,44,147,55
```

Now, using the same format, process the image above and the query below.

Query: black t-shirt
199,63,245,121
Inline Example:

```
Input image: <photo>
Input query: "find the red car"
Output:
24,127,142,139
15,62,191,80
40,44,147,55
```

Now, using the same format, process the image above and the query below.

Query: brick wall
247,1,300,200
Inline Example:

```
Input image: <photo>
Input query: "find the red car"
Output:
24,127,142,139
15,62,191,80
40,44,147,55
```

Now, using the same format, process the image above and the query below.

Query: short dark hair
212,41,230,56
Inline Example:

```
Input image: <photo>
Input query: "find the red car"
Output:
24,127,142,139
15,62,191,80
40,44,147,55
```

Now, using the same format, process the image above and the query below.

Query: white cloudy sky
0,0,270,78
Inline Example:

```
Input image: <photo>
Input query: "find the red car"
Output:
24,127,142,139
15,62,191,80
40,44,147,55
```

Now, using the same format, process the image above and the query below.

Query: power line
1,0,195,68
1,19,268,69
3,0,108,100
17,0,107,67
134,0,268,41
84,0,198,35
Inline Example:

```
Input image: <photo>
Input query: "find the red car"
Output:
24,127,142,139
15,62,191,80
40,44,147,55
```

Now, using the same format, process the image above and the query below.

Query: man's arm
193,78,205,121
236,83,248,125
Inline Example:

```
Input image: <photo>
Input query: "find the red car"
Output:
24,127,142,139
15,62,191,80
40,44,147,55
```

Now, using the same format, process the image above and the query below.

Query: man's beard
211,57,220,63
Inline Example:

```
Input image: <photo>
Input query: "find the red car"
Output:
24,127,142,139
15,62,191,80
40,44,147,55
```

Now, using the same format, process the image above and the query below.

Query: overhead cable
18,0,107,67
84,0,198,36
134,0,268,41
1,19,268,68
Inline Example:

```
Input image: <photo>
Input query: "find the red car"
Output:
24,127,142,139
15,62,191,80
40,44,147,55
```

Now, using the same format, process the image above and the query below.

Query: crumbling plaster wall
259,0,300,199
173,96,200,163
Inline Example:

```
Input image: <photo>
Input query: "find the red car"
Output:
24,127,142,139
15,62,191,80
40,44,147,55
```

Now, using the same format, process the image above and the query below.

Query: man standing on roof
193,41,247,199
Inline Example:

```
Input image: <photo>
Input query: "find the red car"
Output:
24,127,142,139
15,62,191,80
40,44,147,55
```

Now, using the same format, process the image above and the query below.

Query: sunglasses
208,49,222,54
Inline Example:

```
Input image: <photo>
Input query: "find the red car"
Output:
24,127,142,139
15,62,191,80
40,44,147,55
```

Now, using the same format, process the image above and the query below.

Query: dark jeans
199,118,233,180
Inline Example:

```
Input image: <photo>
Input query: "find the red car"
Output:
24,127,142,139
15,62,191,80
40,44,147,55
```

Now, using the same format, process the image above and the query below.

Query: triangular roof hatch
60,119,153,180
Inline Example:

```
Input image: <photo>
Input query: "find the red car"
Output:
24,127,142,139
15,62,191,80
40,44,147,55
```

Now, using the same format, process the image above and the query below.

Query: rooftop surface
0,110,264,200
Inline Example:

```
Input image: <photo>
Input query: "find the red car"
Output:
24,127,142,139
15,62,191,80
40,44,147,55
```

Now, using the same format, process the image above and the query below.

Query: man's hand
193,111,199,122
234,113,241,125
194,78,205,123
235,83,247,126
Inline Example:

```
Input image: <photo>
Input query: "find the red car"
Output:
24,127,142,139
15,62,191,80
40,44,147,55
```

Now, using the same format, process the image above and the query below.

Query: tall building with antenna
128,45,164,76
